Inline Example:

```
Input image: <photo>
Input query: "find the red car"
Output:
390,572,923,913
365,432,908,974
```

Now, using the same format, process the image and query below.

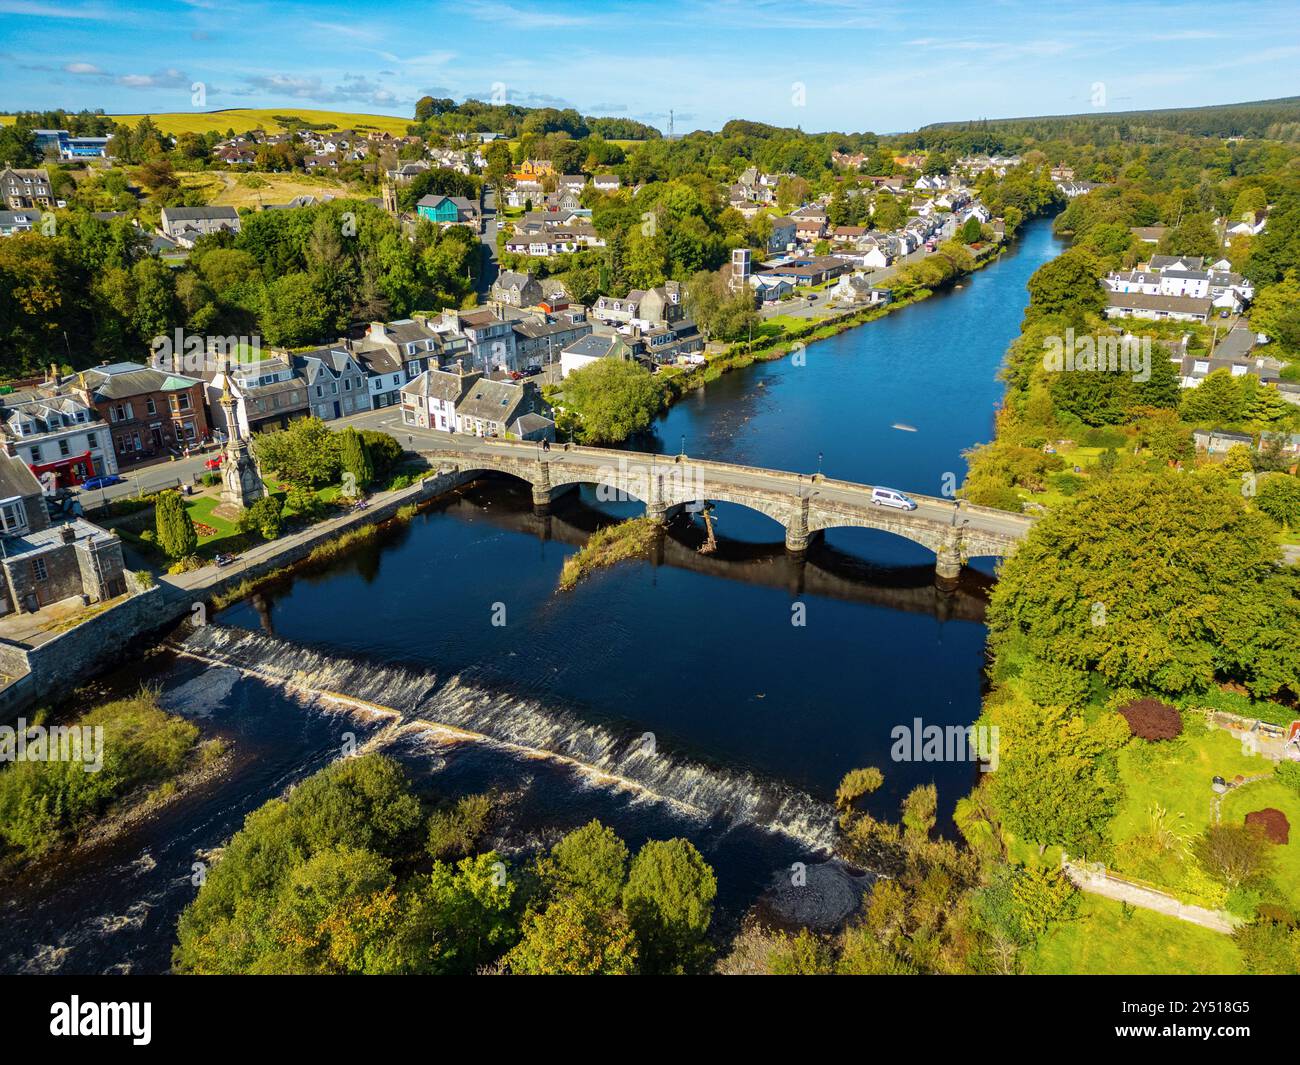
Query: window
58,438,70,457
0,501,26,533
146,397,157,415
86,432,97,448
177,392,191,411
32,557,47,581
29,445,41,462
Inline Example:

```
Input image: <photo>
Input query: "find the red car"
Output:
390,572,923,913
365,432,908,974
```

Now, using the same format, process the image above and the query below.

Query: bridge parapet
412,437,1033,578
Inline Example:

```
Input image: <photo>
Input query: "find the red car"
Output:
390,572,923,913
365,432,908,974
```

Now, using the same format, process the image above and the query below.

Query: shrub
1245,808,1290,845
166,554,204,575
132,570,156,591
1193,822,1274,889
1276,761,1300,797
200,471,221,487
285,485,324,522
1118,698,1183,740
1050,471,1085,496
238,496,284,541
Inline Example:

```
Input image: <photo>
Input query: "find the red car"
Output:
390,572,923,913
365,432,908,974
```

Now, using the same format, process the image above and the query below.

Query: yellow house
512,158,555,181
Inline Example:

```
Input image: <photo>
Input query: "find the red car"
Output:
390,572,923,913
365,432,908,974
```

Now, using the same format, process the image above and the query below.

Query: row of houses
1104,254,1257,322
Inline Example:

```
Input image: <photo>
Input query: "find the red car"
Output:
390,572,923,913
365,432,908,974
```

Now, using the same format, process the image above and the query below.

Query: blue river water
0,218,1062,973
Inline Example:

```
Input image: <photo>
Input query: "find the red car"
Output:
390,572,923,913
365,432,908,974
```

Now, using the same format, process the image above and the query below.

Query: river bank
0,218,1068,974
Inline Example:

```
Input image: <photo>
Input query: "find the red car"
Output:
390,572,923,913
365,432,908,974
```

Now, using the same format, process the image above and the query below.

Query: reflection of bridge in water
443,479,993,624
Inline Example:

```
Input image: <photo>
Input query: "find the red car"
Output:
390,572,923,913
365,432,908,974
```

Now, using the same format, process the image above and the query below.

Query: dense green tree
622,838,717,974
339,427,374,491
989,471,1299,697
560,358,667,444
155,490,198,559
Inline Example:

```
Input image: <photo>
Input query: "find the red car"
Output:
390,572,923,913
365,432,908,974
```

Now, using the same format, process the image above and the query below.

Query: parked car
870,486,917,511
81,474,124,490
204,455,223,470
523,365,543,377
1219,309,1230,318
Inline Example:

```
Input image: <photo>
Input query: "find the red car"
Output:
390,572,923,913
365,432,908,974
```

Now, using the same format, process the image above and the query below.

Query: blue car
81,474,125,490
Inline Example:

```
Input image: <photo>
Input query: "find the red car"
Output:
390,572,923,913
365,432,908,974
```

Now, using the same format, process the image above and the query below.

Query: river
0,218,1063,973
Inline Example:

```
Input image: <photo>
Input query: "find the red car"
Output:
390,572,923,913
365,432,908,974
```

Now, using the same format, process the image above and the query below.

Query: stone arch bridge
416,438,1034,579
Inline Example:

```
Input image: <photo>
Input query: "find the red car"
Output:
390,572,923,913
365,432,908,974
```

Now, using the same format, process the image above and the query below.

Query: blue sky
1,0,1298,133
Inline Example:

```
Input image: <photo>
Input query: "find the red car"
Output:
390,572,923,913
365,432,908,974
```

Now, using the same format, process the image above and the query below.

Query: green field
1027,894,1243,975
108,108,414,137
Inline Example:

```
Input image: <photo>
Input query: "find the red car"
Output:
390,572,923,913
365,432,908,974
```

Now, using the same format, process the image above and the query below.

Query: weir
174,624,839,852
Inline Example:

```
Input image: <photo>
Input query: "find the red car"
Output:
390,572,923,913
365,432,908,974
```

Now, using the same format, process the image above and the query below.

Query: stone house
0,453,127,615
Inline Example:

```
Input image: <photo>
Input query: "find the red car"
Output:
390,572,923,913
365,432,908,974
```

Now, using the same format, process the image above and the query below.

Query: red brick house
71,362,210,464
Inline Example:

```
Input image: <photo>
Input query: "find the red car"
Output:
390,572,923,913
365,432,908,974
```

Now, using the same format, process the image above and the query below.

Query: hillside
106,108,414,137
924,95,1300,142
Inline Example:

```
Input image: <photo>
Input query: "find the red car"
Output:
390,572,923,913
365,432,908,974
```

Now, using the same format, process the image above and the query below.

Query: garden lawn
1111,725,1266,847
1221,777,1300,908
1026,894,1242,975
184,494,243,553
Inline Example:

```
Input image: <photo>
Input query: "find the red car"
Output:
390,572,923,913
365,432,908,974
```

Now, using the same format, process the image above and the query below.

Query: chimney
47,362,58,384
60,524,76,544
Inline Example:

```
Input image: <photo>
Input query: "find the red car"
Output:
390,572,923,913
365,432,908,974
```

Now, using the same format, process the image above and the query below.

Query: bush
132,570,156,591
200,471,221,487
238,496,284,541
166,554,204,575
1117,698,1183,740
1276,761,1300,797
1050,471,1085,496
285,485,324,522
1245,808,1290,845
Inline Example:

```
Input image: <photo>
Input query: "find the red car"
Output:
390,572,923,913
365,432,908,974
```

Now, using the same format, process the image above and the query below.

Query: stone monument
212,383,265,521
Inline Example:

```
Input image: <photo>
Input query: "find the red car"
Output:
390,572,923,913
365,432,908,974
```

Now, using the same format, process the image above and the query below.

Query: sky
1,0,1298,134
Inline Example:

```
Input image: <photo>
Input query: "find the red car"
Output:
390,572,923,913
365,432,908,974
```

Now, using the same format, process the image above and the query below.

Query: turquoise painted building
416,195,463,224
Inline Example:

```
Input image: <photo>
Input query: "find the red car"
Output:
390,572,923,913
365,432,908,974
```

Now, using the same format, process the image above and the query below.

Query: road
393,433,1035,549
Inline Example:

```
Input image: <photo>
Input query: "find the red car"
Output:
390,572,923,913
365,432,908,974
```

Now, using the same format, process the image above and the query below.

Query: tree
989,471,1299,698
507,892,638,975
252,417,342,486
959,215,983,243
0,124,39,168
1256,474,1300,528
1180,368,1244,424
621,838,717,974
560,358,667,444
987,700,1128,851
155,490,198,559
339,427,374,491
536,820,629,908
1023,248,1105,325
239,496,284,541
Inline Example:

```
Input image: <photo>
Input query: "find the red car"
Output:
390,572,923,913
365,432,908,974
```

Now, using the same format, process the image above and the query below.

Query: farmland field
174,170,358,209
108,108,414,136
